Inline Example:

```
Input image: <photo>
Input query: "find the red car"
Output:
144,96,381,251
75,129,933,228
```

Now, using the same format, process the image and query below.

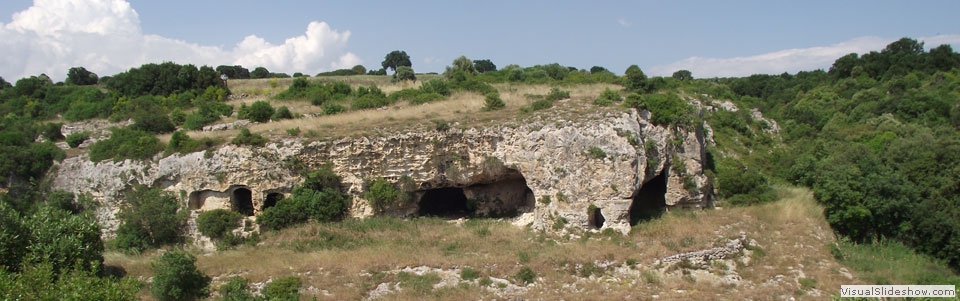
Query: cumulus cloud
617,18,630,28
650,35,960,78
0,0,359,81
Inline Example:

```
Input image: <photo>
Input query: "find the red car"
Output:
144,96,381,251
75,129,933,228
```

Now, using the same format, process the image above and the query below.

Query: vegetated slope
714,38,960,271
108,186,862,300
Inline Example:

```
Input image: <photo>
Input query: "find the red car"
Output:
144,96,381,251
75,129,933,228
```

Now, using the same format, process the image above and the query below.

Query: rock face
51,108,714,238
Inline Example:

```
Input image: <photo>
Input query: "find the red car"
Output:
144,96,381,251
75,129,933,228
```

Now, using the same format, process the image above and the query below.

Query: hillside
2,38,960,300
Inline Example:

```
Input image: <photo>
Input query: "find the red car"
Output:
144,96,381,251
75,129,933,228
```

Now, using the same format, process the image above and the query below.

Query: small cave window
188,191,203,210
231,187,254,216
629,170,667,225
263,192,284,211
589,207,605,229
418,187,472,218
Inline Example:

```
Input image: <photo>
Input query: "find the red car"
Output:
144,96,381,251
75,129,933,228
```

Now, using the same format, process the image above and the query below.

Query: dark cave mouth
629,170,668,225
231,187,254,216
418,187,471,218
416,173,535,219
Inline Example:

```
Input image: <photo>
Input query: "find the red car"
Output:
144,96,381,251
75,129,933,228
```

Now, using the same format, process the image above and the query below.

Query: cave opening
188,191,203,210
231,187,254,216
418,187,471,218
629,170,667,225
263,192,284,211
590,207,606,229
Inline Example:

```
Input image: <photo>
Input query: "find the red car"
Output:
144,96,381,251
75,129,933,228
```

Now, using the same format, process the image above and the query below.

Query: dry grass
105,186,864,300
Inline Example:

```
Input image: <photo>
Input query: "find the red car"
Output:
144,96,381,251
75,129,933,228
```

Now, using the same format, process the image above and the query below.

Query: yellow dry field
106,186,862,300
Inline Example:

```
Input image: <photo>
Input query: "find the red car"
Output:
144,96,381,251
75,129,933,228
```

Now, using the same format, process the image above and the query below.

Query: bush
150,251,210,301
460,267,480,281
545,87,570,101
231,128,268,147
410,92,445,104
262,276,301,301
272,106,294,120
169,108,186,126
39,122,64,141
483,93,506,111
23,205,104,276
219,276,255,301
113,186,187,252
65,131,90,148
594,88,622,106
258,168,347,230
530,99,554,111
239,101,275,122
165,130,220,155
624,93,693,127
286,127,301,136
196,209,243,239
322,103,346,115
515,266,536,284
364,177,408,212
88,127,164,162
131,109,175,134
351,86,390,109
419,79,451,96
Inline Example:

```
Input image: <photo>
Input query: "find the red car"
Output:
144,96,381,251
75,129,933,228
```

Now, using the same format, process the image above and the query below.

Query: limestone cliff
51,108,714,238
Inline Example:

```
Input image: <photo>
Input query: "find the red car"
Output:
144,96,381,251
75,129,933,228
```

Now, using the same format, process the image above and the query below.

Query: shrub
419,79,451,96
364,177,408,212
483,92,506,111
587,146,606,159
394,66,416,82
433,119,450,131
39,122,64,141
169,108,186,126
231,128,268,147
271,106,294,120
258,168,348,230
23,205,104,276
262,276,301,301
322,103,346,115
219,276,255,301
397,272,440,295
240,101,275,122
286,127,301,136
594,88,622,106
515,267,536,284
545,87,570,101
624,93,693,127
411,92,445,104
196,209,243,239
351,94,390,110
88,127,164,162
150,251,210,301
530,99,554,111
165,130,220,155
65,131,90,148
113,186,187,252
460,267,480,281
131,109,175,134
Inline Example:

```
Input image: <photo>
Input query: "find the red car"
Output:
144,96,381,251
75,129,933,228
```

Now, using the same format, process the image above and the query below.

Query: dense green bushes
364,177,409,212
624,93,694,127
88,127,164,162
231,128,268,147
113,186,187,252
258,167,348,230
165,130,220,155
150,250,210,301
196,209,243,239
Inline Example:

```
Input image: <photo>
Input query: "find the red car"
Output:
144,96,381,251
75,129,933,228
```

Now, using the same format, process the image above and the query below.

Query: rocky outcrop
51,108,714,238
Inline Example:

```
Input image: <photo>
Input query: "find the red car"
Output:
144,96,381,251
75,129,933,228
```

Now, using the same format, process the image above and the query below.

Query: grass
832,238,960,286
101,185,924,300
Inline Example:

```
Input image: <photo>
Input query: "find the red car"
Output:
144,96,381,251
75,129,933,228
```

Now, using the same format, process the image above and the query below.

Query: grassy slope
107,186,895,300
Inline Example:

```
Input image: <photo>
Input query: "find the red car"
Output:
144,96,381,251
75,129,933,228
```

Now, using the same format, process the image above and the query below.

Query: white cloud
617,18,630,28
0,0,359,81
649,35,960,78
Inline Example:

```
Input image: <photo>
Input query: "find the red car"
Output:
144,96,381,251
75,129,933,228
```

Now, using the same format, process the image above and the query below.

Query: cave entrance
590,207,606,229
263,192,284,211
629,170,667,225
418,187,472,218
231,187,254,216
188,191,203,210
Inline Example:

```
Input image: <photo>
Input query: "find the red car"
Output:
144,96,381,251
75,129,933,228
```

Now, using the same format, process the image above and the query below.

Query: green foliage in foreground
88,127,164,162
832,239,960,286
0,262,141,301
113,186,187,252
262,276,302,301
151,251,210,301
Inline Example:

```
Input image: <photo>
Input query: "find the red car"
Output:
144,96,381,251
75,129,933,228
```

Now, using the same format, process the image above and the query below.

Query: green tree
624,65,649,92
351,64,367,74
381,50,412,73
150,251,210,301
216,65,250,79
394,66,416,82
24,205,104,275
671,69,693,81
473,59,497,73
250,67,270,79
589,66,608,74
66,66,99,85
452,56,476,74
242,101,275,122
114,186,187,252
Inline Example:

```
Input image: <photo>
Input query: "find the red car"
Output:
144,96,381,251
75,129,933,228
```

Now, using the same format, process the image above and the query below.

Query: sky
2,0,960,82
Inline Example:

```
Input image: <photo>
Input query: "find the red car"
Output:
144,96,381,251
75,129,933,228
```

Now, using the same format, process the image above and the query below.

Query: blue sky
2,0,959,81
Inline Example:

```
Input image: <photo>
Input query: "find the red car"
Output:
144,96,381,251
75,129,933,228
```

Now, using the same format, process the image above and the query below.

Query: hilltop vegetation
1,39,959,298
